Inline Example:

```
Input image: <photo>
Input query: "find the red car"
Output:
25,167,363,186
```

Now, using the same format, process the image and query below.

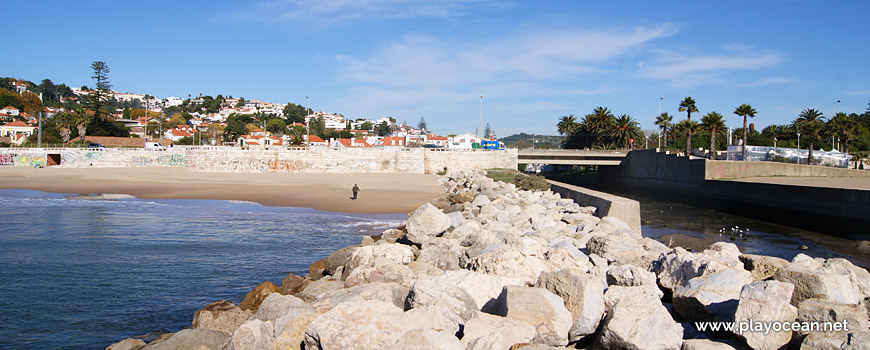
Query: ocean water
0,189,405,350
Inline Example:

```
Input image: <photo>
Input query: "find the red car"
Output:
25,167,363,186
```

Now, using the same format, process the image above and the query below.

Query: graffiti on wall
14,154,47,167
0,154,15,166
225,158,270,172
61,152,77,164
83,152,104,161
157,154,185,166
130,156,152,167
269,160,304,172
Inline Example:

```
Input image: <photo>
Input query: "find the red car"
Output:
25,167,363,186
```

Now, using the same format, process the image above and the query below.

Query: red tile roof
308,135,325,143
1,121,33,127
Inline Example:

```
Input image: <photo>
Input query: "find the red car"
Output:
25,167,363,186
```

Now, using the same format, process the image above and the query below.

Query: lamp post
479,95,483,139
797,131,801,165
38,111,42,148
658,97,663,148
306,96,310,147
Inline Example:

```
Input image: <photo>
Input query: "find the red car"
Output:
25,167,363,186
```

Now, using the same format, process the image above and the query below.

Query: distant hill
500,133,563,149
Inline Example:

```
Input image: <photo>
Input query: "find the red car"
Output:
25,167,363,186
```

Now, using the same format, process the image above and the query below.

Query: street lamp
306,96,310,147
479,95,483,139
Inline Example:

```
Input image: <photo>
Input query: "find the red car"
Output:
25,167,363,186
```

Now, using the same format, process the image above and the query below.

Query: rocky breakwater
109,170,870,350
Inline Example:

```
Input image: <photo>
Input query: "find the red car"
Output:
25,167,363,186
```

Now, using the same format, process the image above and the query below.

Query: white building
448,132,481,149
163,97,184,107
305,112,347,130
1,106,20,117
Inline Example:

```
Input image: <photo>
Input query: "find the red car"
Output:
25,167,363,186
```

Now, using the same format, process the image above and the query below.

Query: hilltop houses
0,121,37,145
238,128,282,149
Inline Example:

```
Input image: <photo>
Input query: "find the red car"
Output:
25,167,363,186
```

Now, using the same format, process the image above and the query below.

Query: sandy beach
0,167,444,214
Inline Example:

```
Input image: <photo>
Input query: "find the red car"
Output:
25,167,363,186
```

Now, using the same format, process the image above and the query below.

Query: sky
4,0,870,136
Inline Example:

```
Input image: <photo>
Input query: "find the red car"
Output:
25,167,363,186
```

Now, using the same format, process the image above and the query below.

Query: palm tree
793,108,826,165
557,114,579,135
701,112,727,160
582,106,615,147
610,114,643,149
825,112,854,152
734,104,757,160
73,108,91,141
654,112,673,149
55,112,76,143
678,97,698,156
674,120,701,157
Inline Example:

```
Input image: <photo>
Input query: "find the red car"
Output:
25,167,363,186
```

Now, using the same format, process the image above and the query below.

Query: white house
448,132,481,149
427,136,449,147
0,121,36,144
238,129,282,149
2,106,20,117
305,112,347,129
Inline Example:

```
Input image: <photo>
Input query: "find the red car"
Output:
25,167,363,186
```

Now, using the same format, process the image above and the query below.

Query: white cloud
846,89,870,96
639,48,787,83
736,76,799,87
216,0,510,26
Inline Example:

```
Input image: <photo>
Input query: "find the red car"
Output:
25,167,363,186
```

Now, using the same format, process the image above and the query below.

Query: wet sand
0,167,443,214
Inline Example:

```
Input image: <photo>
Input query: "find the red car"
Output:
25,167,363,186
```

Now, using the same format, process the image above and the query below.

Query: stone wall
0,147,517,174
547,180,642,234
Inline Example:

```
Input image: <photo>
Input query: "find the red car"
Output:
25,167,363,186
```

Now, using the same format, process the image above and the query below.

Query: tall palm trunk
742,116,748,160
686,132,692,157
709,131,716,160
808,141,814,165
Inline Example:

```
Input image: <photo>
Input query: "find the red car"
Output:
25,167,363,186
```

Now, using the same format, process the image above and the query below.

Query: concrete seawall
0,147,518,174
602,149,870,236
547,180,642,234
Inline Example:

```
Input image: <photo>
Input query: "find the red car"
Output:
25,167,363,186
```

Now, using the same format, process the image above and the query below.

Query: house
0,121,36,145
1,106,20,117
13,81,27,94
330,138,371,148
427,136,449,147
238,128,282,149
307,135,327,146
449,132,481,149
165,128,192,142
379,136,405,147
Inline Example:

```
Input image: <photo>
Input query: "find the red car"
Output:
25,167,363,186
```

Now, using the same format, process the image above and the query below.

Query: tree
55,112,76,143
374,121,391,136
827,112,856,153
654,112,673,149
287,125,305,146
223,114,252,142
88,61,112,121
582,106,615,146
310,116,326,138
418,117,428,131
73,108,91,140
794,108,826,164
0,88,22,110
674,120,701,156
17,91,43,117
678,97,699,156
734,103,758,160
360,121,373,130
557,114,579,135
38,79,58,102
701,112,727,159
610,114,642,149
266,118,287,136
484,123,493,139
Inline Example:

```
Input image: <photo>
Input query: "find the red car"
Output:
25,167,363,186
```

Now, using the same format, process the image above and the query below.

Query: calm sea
0,189,404,350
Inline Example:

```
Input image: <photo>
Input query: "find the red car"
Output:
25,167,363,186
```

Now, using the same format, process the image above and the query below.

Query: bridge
517,149,628,166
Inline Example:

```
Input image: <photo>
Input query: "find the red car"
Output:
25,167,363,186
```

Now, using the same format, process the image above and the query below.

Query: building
307,135,327,146
427,136,449,147
379,136,405,147
330,138,371,148
449,132,481,149
0,121,36,145
305,112,347,130
2,106,20,117
238,129,282,149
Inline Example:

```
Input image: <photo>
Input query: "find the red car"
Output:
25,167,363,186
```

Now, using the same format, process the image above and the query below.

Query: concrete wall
0,147,517,174
704,160,870,179
548,180,642,235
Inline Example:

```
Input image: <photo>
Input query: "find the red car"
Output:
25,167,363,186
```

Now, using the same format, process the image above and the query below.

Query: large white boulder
344,261,417,288
490,286,573,346
303,299,406,350
405,278,479,321
231,319,274,350
312,282,408,312
406,203,451,244
596,293,684,350
535,268,606,341
673,268,753,323
461,311,537,350
251,293,306,322
466,240,588,284
140,329,231,350
774,257,864,306
192,300,251,336
652,245,742,293
732,280,798,350
342,243,415,280
389,329,463,350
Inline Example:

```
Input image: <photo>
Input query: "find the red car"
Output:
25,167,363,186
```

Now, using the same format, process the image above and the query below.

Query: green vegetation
500,133,563,149
557,107,642,150
486,168,550,191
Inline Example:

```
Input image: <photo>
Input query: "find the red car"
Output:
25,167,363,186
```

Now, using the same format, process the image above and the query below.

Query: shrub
512,173,550,191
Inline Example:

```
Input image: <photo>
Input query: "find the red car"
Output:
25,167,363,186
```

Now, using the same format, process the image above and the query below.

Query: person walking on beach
352,184,360,200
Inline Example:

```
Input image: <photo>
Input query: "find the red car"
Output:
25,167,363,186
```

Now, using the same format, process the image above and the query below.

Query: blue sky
4,1,869,136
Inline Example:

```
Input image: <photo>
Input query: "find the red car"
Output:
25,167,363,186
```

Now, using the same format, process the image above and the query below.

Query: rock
238,281,281,311
313,282,408,312
858,241,870,255
447,212,464,228
106,338,146,350
361,235,376,246
345,261,416,288
251,293,306,321
673,268,753,323
426,270,524,312
732,280,797,350
405,203,452,244
461,311,537,350
585,234,646,265
652,246,742,293
596,216,638,237
140,329,230,350
536,268,606,341
845,331,870,349
774,258,864,305
281,272,306,295
606,264,657,287
324,245,356,276
231,319,274,350
800,332,849,350
472,194,492,207
389,329,463,350
466,241,587,284
450,191,475,203
416,246,462,271
296,275,345,302
405,278,479,321
342,243,415,280
740,254,789,281
443,220,481,241
680,338,740,350
303,299,406,350
271,308,319,350
307,259,326,279
603,285,664,311
401,304,464,337
796,298,869,337
381,228,405,243
407,260,445,279
595,293,684,350
192,300,251,335
490,286,573,346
